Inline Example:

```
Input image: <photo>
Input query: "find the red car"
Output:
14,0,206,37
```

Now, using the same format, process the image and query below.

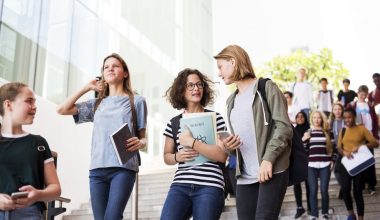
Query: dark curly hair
165,68,215,110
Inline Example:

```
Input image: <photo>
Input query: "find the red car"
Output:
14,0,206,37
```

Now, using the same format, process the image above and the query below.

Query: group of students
1,45,376,220
0,45,294,220
285,73,380,220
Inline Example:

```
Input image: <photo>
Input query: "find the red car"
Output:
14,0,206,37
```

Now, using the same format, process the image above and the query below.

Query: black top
337,90,357,107
0,134,53,211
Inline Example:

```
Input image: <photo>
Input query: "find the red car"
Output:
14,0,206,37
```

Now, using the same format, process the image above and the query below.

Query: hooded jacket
226,79,292,177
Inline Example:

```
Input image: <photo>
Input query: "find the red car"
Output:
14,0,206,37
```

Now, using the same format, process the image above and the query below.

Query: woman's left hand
178,129,195,148
258,160,273,183
13,185,39,209
126,137,146,152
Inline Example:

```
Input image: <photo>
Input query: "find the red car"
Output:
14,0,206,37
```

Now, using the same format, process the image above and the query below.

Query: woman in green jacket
214,45,292,220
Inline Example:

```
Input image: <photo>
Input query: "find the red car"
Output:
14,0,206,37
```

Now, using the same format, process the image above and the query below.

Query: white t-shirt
292,82,313,111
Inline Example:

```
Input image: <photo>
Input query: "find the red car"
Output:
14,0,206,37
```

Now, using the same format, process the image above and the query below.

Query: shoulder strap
170,114,181,152
341,127,346,149
129,94,139,138
329,90,333,104
129,94,142,165
258,77,271,115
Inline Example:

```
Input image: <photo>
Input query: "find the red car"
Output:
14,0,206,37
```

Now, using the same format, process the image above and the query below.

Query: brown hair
328,102,344,124
95,53,133,111
357,85,369,94
0,82,28,116
214,45,256,81
165,68,215,110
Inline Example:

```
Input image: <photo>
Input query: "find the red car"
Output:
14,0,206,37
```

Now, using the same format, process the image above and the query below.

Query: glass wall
0,0,213,155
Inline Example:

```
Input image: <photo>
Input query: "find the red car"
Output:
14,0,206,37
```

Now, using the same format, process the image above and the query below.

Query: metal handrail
131,174,139,220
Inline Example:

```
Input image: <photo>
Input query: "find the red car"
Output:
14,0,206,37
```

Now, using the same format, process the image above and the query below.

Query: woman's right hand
87,79,106,93
176,148,199,162
0,193,15,211
222,135,242,151
302,132,311,142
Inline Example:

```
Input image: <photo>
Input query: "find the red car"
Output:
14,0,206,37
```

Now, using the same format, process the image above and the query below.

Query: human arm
0,194,15,211
56,79,105,115
163,136,198,165
179,129,227,163
260,80,293,182
126,128,147,152
363,126,379,149
14,162,61,209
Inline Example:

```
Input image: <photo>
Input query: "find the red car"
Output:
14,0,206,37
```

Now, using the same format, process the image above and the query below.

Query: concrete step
63,151,380,220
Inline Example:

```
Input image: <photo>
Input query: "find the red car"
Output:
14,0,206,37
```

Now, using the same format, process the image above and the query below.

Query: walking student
336,108,378,220
57,53,147,220
161,68,227,220
214,45,292,220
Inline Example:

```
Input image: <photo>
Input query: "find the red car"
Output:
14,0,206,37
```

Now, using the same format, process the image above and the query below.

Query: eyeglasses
186,82,204,91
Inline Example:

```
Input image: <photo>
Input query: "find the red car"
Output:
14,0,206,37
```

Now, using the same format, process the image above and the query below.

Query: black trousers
340,164,365,216
364,148,377,189
293,181,311,211
236,170,289,220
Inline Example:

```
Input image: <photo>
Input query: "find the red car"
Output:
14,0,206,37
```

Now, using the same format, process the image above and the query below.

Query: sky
212,0,380,92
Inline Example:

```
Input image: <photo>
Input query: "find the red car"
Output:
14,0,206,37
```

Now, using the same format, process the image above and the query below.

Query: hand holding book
126,137,145,152
179,125,196,148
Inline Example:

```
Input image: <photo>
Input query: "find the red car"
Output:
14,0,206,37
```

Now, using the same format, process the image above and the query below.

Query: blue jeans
160,183,224,220
307,166,330,217
0,204,42,220
89,167,136,220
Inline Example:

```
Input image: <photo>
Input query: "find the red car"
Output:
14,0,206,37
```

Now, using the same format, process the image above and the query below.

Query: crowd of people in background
1,45,379,220
282,71,380,220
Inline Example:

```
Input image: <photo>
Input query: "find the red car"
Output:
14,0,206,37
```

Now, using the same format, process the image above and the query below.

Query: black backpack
170,111,231,198
258,78,308,186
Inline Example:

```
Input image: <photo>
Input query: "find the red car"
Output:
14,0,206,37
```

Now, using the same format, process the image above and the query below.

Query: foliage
257,48,349,93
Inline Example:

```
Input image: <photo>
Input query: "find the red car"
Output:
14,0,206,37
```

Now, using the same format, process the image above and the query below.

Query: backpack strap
129,94,142,165
341,127,346,150
170,114,182,153
257,77,271,115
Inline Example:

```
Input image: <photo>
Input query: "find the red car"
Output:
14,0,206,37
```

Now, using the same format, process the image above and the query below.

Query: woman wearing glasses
160,68,228,220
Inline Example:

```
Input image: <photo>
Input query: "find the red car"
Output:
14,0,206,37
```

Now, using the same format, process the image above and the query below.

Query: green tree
257,48,349,94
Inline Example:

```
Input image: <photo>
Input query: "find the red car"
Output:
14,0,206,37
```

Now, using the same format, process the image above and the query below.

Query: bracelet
174,153,178,163
191,139,196,149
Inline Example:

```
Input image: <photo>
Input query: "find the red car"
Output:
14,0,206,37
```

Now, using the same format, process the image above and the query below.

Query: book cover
109,123,136,165
341,145,375,176
180,112,217,165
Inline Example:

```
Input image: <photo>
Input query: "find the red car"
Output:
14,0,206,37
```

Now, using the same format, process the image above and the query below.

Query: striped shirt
163,111,226,189
307,129,332,168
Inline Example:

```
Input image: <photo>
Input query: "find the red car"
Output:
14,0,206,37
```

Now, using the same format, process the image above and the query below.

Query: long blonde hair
310,110,333,155
214,45,256,81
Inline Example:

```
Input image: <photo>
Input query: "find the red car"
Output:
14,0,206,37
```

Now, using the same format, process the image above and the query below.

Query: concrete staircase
63,149,380,220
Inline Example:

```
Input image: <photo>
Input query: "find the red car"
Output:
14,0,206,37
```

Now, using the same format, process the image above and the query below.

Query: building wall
0,0,213,214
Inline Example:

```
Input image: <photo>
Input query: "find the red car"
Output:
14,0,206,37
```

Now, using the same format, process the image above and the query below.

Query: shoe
347,214,357,220
309,216,318,220
322,214,329,219
369,188,377,195
294,207,306,218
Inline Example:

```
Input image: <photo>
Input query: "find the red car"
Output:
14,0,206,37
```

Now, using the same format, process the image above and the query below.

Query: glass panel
67,1,98,100
34,0,73,103
0,23,36,84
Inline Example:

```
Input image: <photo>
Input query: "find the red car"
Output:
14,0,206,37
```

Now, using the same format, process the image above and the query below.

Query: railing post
131,173,138,220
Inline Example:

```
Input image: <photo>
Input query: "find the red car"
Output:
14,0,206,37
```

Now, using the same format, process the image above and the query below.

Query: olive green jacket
226,79,293,177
